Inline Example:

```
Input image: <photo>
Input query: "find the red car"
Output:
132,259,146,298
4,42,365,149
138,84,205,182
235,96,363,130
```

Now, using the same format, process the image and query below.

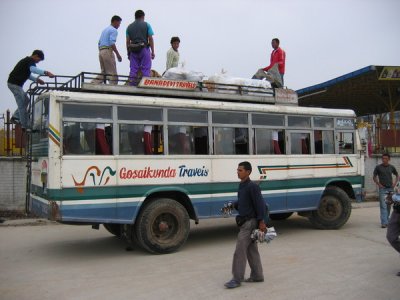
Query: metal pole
6,110,11,156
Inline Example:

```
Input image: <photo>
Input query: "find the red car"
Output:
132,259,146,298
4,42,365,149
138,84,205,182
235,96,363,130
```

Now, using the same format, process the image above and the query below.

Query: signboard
275,89,298,105
379,67,400,80
139,78,197,91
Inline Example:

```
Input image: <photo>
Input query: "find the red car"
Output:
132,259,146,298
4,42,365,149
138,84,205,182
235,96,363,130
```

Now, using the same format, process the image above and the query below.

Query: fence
0,110,26,157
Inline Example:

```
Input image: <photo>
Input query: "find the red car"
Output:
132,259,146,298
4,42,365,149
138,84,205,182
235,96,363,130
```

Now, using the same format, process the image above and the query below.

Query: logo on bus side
72,166,117,193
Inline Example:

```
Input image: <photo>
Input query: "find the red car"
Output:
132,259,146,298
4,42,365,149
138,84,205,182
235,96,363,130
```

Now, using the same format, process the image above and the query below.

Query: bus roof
41,90,356,118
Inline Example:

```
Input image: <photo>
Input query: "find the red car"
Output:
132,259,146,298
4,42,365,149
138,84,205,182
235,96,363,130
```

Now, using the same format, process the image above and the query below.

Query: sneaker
381,224,387,228
224,279,241,289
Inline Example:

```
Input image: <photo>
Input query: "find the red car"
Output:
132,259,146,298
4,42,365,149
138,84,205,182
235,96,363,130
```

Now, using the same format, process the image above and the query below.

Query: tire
135,198,190,254
103,223,122,237
269,212,293,220
309,186,352,229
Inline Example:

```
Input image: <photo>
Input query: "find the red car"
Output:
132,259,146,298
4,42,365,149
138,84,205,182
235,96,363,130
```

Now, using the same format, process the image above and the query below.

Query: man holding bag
224,161,266,289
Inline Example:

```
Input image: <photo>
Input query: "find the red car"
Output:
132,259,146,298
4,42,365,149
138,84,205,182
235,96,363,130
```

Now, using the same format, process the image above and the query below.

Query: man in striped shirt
166,36,180,71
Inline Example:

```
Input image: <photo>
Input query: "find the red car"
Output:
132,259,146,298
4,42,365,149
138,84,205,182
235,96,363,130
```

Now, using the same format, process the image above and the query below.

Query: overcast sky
0,0,399,115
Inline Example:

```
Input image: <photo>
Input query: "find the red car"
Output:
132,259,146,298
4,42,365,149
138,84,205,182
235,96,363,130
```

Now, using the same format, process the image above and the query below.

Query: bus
29,75,364,254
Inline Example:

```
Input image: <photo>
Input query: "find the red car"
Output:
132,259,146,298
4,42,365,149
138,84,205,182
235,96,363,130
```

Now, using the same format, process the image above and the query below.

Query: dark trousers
387,210,400,254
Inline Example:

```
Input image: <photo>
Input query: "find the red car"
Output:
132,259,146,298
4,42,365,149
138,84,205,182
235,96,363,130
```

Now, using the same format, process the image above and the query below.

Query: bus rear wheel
135,198,190,254
103,224,122,237
309,186,352,229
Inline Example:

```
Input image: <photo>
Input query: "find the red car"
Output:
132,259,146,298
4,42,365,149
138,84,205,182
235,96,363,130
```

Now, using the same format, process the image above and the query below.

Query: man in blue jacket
225,161,266,289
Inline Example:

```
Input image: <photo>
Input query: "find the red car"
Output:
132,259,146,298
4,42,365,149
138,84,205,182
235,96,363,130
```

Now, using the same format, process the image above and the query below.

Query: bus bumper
30,195,61,221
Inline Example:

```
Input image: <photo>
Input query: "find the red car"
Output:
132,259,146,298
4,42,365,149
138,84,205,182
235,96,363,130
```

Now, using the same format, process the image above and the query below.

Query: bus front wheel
309,186,352,229
135,198,190,254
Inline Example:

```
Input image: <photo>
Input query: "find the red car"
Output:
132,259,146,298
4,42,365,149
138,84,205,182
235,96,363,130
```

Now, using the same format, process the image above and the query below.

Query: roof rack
27,72,298,105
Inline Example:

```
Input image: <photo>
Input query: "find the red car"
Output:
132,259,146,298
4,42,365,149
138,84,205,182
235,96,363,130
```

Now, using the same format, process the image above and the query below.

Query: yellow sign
379,66,400,80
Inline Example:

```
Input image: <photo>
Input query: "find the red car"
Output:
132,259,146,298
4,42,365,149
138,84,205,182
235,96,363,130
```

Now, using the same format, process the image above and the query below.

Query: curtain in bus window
95,124,112,155
290,132,310,154
254,129,283,154
144,125,153,154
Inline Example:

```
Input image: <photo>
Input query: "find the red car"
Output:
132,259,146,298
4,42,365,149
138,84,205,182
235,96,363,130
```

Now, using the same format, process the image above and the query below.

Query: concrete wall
0,157,27,211
2,155,399,211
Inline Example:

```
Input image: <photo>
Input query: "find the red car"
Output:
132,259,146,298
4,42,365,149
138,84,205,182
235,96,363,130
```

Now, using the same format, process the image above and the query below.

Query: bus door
285,130,317,210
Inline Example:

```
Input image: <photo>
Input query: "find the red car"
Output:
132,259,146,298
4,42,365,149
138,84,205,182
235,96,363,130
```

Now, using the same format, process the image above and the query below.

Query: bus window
120,124,164,155
290,132,310,154
314,130,334,154
254,129,285,154
63,122,112,155
338,132,354,154
214,127,248,155
168,126,208,155
168,126,192,154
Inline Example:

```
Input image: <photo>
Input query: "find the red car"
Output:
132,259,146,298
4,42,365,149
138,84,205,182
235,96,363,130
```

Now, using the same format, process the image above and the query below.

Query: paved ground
0,202,399,300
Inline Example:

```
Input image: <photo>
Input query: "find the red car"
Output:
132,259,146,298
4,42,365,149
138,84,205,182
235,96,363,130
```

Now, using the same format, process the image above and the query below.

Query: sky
0,0,399,115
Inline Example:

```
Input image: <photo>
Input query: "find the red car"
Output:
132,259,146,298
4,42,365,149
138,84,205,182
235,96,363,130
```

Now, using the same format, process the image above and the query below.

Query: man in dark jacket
225,161,266,289
7,50,54,130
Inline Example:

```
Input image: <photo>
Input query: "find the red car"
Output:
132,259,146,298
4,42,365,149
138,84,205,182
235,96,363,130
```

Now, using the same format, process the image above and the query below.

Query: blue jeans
7,82,30,128
379,187,392,225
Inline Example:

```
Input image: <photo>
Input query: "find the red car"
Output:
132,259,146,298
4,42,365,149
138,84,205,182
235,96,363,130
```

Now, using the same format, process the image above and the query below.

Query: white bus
30,76,364,253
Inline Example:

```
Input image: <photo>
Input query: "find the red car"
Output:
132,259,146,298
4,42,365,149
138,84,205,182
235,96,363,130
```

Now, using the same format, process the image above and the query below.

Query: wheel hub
158,221,169,232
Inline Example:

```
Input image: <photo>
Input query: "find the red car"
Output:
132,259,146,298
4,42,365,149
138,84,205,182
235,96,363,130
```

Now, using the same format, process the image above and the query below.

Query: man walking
263,38,286,86
126,10,155,85
373,153,399,228
225,161,266,289
7,50,54,131
92,15,122,85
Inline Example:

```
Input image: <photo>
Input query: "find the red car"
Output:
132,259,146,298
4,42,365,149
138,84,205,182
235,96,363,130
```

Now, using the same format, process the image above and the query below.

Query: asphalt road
0,203,399,300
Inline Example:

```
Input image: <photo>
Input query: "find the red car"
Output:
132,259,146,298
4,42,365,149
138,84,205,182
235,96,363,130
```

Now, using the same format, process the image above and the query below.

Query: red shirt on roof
263,47,286,74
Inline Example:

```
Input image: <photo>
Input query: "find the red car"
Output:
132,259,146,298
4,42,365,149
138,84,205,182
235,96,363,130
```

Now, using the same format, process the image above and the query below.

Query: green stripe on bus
33,175,364,201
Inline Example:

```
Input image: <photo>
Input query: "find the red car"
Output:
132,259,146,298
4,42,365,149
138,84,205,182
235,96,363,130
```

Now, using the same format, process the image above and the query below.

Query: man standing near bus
225,161,266,289
373,153,399,228
92,15,123,85
126,10,155,85
7,50,54,131
263,38,286,86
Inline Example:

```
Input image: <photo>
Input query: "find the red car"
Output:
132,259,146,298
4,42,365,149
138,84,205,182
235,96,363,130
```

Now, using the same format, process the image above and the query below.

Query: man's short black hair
135,10,145,19
272,38,280,45
239,161,252,172
32,50,44,60
111,15,122,23
382,153,391,159
170,36,180,44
